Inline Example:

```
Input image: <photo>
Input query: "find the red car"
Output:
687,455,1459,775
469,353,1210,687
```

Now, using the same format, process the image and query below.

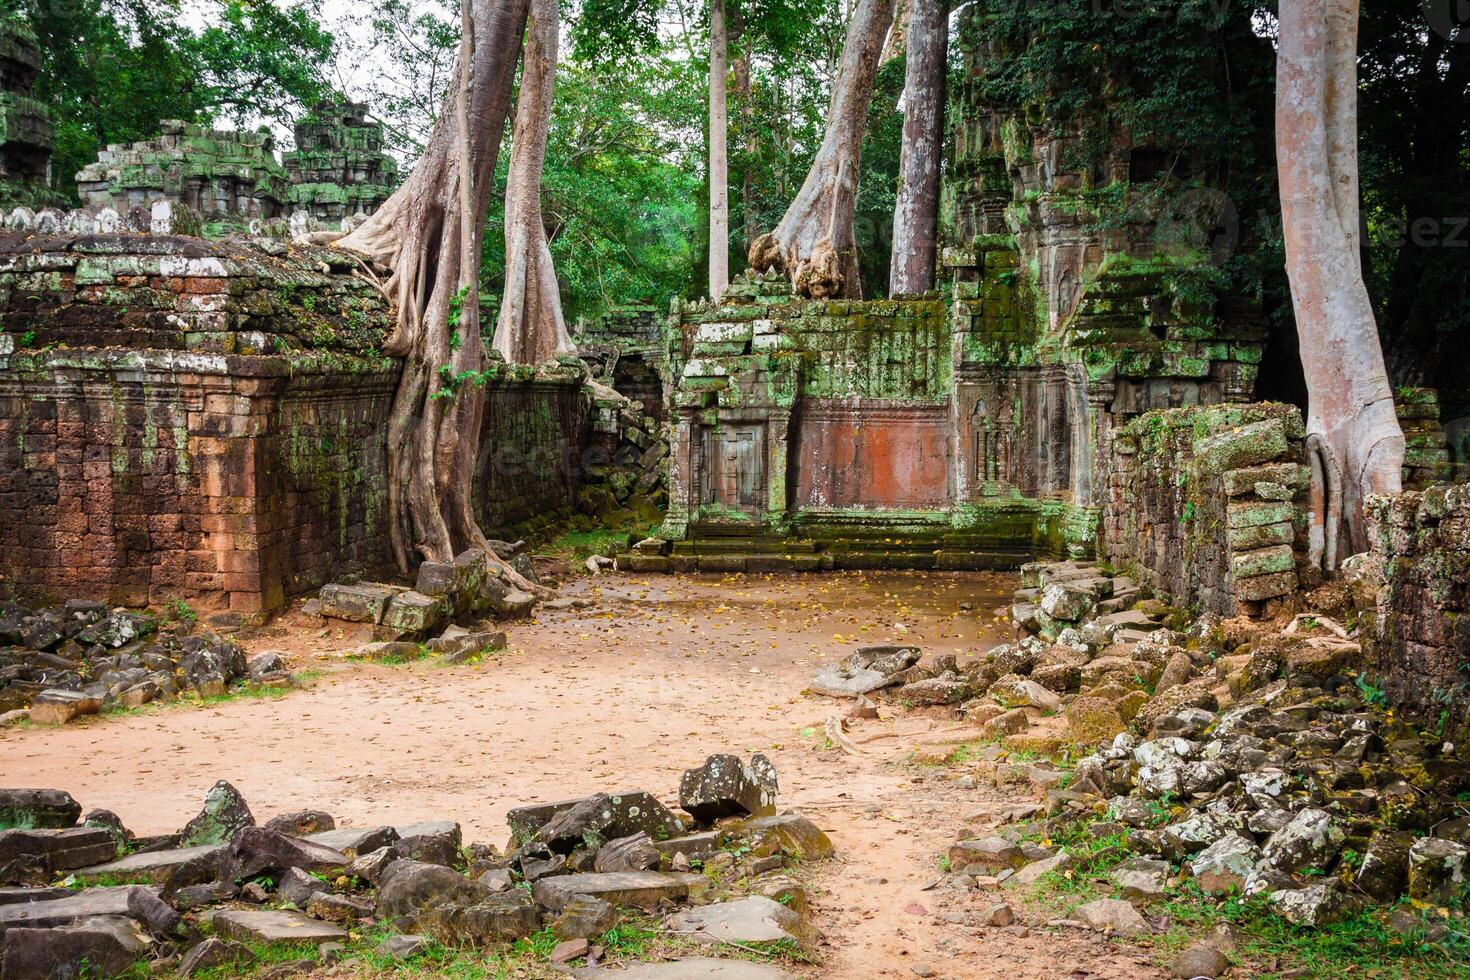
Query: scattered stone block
530,871,705,912
0,828,116,874
28,690,101,726
75,844,224,884
1266,881,1357,926
0,886,155,932
0,916,147,978
1407,837,1468,903
262,811,335,837
652,832,722,866
377,860,489,919
306,826,399,858
178,780,254,847
274,867,325,909
178,936,254,975
212,908,348,945
679,754,778,822
1170,943,1229,979
507,791,683,847
227,827,348,880
576,958,796,979
741,814,833,861
317,583,398,623
1110,857,1169,905
381,591,445,635
1072,897,1150,936
949,837,1023,873
550,937,590,963
1006,851,1070,887
553,894,618,941
667,895,809,949
0,790,81,831
594,833,660,873
1190,835,1260,895
306,892,374,923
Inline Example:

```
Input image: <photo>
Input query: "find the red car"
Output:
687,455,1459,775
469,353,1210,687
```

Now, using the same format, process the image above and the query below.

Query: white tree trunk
493,0,575,364
709,0,730,301
889,0,945,296
1276,0,1404,561
748,0,895,299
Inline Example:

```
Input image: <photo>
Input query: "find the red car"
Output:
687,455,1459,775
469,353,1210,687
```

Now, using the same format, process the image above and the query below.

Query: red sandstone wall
0,352,398,613
792,400,949,509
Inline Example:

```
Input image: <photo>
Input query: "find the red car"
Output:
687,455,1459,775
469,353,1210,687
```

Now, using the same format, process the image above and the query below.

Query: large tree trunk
889,0,945,296
730,7,758,255
493,0,575,363
334,0,542,588
709,0,730,300
1276,0,1404,564
747,0,895,299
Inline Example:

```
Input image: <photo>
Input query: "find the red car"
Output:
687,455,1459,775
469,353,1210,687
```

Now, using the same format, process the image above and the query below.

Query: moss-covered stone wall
1365,486,1470,737
1107,403,1308,616
0,345,398,612
0,233,596,613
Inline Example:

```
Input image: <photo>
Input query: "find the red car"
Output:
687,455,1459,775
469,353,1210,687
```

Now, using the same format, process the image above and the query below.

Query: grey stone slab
75,844,223,883
0,886,158,934
305,826,398,858
574,959,795,979
211,908,347,945
0,887,74,906
531,871,705,912
667,896,805,946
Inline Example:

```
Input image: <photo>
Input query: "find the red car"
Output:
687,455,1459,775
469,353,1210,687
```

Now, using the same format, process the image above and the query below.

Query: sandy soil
0,570,1165,979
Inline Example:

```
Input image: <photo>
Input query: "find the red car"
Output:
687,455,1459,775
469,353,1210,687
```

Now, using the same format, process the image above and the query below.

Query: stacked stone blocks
1107,403,1307,616
1365,484,1470,737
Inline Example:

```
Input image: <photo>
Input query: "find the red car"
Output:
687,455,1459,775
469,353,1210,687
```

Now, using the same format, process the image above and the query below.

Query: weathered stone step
0,827,116,872
75,843,224,883
211,908,347,945
0,886,158,934
531,871,705,911
574,959,795,979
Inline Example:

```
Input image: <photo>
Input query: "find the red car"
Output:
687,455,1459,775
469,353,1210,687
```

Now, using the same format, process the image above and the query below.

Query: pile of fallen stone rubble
0,754,831,978
0,599,281,727
809,558,1468,963
312,544,546,662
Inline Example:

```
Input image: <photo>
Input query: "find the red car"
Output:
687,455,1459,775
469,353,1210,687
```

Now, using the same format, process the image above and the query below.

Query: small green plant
163,597,197,624
1356,672,1389,707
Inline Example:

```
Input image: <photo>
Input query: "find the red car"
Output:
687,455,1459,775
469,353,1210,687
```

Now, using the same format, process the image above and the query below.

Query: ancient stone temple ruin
576,306,669,423
0,20,58,210
76,122,288,225
635,5,1281,621
283,99,399,223
72,99,400,233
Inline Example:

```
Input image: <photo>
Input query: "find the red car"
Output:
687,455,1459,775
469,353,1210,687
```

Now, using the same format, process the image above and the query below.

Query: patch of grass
1150,887,1470,979
100,673,318,719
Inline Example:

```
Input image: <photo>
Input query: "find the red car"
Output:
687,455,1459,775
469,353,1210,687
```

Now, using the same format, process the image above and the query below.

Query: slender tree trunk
493,0,575,363
1276,0,1404,563
730,7,758,258
334,0,543,590
881,0,910,64
748,0,895,299
709,0,730,300
889,0,945,295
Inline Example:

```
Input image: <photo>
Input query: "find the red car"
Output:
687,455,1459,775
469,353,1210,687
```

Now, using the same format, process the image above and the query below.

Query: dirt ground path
0,570,1163,979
